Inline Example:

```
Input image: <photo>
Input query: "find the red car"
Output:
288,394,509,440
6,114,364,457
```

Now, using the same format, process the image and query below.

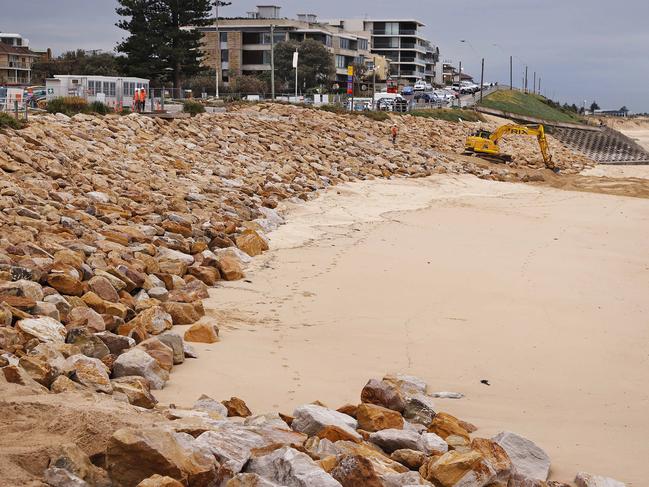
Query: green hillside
479,90,584,124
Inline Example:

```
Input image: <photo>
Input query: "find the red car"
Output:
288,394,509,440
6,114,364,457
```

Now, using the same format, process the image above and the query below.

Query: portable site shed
45,75,149,110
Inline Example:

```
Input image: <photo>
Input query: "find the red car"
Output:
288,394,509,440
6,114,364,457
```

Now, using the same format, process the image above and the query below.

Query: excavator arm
489,124,553,167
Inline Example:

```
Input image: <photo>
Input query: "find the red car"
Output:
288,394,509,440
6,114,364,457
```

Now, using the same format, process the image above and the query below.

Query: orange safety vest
141,90,147,101
391,126,398,137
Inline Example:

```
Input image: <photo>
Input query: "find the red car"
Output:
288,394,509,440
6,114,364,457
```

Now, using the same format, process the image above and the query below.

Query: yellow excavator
464,124,554,168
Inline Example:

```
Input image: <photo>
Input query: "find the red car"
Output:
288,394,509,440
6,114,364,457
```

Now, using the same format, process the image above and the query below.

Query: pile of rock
24,373,623,487
0,104,595,400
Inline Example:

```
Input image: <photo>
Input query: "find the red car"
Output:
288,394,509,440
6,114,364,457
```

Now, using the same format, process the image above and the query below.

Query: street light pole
524,66,528,93
270,24,275,100
214,1,232,99
479,57,484,103
509,55,513,90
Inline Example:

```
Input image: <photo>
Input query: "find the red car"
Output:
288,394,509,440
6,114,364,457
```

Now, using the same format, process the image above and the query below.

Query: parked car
413,80,427,91
401,86,414,96
414,92,436,103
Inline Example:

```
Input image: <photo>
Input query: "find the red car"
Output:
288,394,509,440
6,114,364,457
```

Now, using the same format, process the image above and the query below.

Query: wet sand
157,175,649,485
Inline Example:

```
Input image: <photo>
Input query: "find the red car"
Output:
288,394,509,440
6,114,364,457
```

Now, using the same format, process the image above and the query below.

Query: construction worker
391,124,399,145
140,88,147,113
133,89,141,112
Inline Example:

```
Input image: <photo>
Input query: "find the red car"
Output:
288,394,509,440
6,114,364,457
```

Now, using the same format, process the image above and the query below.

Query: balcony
1,61,31,70
372,29,419,36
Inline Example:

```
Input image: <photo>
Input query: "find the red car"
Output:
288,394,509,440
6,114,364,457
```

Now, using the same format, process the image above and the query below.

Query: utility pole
524,66,528,93
479,57,484,103
270,25,275,100
533,71,536,94
538,77,541,96
214,1,232,98
509,55,513,90
293,49,299,101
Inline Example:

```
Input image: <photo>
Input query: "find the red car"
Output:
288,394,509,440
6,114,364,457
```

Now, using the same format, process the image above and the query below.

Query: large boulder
575,473,626,487
471,438,512,482
235,230,268,257
162,301,204,325
245,446,341,487
111,376,158,409
184,322,220,344
66,355,112,394
356,403,404,432
421,450,495,487
137,337,175,372
158,332,185,365
16,317,66,343
215,254,244,281
66,328,111,359
368,428,421,453
106,428,218,486
403,393,437,426
195,421,307,483
292,404,360,441
330,455,384,487
428,412,470,440
113,348,169,390
361,379,406,412
95,331,135,355
128,306,174,335
492,432,550,481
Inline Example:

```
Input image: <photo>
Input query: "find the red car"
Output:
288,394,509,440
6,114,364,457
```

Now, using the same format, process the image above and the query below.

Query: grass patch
479,90,584,123
47,97,114,116
318,104,391,122
0,112,26,129
409,108,484,123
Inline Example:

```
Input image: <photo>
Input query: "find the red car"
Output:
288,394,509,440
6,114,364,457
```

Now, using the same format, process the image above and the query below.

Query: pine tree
116,0,165,81
116,0,215,88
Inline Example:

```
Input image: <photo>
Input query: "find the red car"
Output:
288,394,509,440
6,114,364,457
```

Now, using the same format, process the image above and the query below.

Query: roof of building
0,43,38,56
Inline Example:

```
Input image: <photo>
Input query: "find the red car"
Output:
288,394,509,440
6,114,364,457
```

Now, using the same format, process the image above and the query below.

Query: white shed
45,75,150,110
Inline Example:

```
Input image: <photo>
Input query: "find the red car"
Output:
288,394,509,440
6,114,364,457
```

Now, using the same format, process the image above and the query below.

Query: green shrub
0,112,25,130
89,101,112,115
183,100,206,116
120,106,132,115
360,110,390,122
47,96,89,116
318,104,346,114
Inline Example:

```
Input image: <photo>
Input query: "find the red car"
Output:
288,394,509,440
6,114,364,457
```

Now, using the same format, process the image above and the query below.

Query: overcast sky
4,0,648,112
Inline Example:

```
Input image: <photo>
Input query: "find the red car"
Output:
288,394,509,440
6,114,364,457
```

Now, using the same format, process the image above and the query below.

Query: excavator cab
465,129,506,160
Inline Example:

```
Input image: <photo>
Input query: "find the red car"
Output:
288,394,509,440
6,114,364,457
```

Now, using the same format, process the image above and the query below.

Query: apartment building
199,5,374,86
325,19,439,86
0,33,41,86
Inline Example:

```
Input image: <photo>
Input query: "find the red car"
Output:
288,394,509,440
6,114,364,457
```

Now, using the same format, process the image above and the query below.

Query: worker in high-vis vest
133,89,141,112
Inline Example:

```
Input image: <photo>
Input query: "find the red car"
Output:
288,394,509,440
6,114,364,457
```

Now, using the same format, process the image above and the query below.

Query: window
124,82,135,96
242,50,267,65
385,23,399,35
243,32,262,44
88,80,96,95
261,32,286,45
339,38,350,50
324,35,332,47
336,55,346,69
220,32,228,43
358,39,368,51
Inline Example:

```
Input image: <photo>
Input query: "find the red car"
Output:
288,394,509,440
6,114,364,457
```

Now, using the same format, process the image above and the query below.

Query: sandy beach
157,174,649,485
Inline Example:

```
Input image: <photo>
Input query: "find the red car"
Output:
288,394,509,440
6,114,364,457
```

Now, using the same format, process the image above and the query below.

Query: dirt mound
0,381,164,486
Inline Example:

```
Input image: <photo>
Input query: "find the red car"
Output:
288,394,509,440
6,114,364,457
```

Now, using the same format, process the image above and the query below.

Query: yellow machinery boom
464,124,554,168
